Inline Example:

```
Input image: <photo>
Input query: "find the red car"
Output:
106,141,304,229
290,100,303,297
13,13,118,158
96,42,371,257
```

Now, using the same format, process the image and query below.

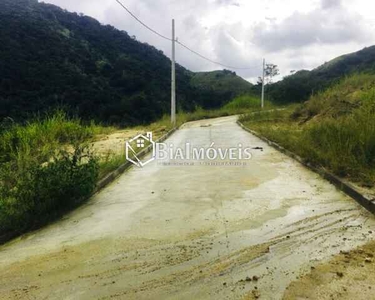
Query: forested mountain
267,46,375,104
0,0,252,125
191,70,253,97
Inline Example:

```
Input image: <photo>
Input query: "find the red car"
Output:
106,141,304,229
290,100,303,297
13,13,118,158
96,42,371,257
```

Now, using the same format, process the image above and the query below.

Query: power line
115,0,261,71
176,40,261,70
115,0,172,41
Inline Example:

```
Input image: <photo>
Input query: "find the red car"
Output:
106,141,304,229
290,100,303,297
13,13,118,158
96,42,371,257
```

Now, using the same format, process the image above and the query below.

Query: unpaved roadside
91,129,139,156
91,126,168,157
283,240,375,300
0,116,374,300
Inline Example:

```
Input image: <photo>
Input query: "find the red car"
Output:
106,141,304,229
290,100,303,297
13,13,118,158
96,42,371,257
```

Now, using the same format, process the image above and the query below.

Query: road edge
237,120,375,215
0,128,178,246
94,127,178,194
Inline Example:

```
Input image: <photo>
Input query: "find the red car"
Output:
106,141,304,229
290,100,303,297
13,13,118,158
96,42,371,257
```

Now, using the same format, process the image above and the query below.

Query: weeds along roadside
0,96,271,241
239,73,375,187
0,111,101,239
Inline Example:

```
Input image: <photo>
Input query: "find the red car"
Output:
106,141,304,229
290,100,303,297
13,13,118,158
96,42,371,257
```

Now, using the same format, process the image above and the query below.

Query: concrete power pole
261,58,265,109
171,19,176,125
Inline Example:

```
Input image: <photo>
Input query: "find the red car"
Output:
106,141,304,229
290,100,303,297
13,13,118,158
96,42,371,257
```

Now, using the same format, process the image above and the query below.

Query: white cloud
215,0,240,6
321,0,342,9
252,1,371,52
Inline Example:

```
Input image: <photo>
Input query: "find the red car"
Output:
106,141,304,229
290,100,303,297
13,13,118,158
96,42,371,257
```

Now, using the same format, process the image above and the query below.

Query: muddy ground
0,116,374,300
284,239,375,300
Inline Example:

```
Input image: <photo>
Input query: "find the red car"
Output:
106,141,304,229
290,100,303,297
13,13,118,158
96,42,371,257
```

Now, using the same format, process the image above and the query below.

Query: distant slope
190,70,254,109
191,70,253,97
292,73,375,123
0,0,249,125
268,46,375,104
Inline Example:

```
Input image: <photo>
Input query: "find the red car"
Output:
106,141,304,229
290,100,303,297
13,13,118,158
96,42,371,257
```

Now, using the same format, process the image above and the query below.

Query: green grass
240,74,375,186
291,73,375,121
98,154,126,179
223,95,273,110
139,95,272,134
0,97,279,241
0,111,92,164
178,95,275,125
87,121,118,136
0,111,106,239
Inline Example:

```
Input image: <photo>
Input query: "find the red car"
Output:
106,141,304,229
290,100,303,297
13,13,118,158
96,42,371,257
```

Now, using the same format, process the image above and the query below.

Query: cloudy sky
42,0,375,82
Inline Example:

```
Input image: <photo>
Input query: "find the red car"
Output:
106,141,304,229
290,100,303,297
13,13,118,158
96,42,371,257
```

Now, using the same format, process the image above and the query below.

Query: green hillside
191,70,253,97
292,73,375,122
0,0,251,126
268,46,375,104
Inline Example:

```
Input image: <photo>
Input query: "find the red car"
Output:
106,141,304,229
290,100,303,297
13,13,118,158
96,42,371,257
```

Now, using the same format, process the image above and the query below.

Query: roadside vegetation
240,73,375,186
0,111,108,240
6,72,374,244
178,94,274,122
0,95,269,242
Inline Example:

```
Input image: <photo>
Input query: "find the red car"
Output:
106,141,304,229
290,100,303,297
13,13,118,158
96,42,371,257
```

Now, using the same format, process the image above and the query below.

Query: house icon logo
126,132,156,167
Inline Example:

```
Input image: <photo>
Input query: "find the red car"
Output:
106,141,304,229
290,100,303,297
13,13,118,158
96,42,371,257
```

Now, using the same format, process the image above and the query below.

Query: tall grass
137,95,270,135
180,95,273,125
240,74,375,185
0,111,94,163
303,100,375,182
292,73,375,121
98,154,126,179
0,112,100,239
223,95,272,111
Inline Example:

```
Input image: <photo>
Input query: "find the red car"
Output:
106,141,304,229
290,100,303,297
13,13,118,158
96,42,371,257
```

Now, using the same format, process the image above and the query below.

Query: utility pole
261,58,265,109
171,19,176,125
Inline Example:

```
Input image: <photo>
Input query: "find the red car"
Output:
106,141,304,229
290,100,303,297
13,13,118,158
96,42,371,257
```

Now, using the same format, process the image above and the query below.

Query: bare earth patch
92,126,169,157
283,239,375,300
92,130,140,157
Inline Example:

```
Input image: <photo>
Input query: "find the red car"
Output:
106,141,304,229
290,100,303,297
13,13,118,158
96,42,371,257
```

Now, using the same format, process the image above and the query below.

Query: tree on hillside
265,64,280,84
257,64,280,86
0,0,254,125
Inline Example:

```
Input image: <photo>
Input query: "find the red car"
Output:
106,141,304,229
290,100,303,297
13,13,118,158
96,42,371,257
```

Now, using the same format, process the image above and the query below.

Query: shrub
0,112,101,238
223,95,265,111
0,145,98,234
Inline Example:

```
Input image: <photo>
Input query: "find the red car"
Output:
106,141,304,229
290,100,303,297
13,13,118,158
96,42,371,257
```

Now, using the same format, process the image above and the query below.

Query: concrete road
1,116,374,300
